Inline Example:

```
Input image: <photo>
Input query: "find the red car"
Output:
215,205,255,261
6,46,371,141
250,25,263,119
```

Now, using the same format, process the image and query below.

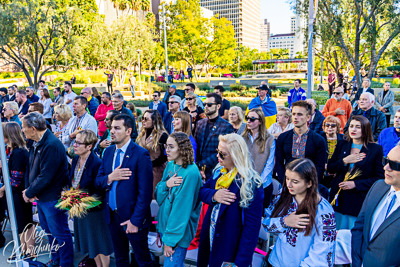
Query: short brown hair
292,100,312,115
76,130,98,151
323,116,341,134
29,102,44,114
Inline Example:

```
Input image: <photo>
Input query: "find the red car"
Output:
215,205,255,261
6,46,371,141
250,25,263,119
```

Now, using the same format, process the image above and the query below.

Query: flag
246,96,277,128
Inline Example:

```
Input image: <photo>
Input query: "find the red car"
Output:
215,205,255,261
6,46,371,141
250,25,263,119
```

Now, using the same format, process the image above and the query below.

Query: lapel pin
126,155,129,158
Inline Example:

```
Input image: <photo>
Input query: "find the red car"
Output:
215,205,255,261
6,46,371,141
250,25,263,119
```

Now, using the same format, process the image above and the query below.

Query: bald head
384,146,400,190
81,87,92,100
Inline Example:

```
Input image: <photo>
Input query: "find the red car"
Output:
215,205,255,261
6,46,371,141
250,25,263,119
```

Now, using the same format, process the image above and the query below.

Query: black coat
309,109,325,135
275,129,327,184
25,129,69,202
352,87,374,105
327,140,384,217
69,152,104,211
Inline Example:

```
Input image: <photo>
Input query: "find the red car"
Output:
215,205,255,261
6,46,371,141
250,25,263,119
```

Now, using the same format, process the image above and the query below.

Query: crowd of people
0,77,399,267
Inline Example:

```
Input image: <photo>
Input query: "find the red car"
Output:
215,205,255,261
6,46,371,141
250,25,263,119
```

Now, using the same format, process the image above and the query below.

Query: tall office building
291,16,296,33
200,0,261,50
260,19,270,52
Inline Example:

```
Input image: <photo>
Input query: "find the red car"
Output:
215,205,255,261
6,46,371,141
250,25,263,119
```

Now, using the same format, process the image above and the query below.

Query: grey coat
375,90,395,115
351,180,400,267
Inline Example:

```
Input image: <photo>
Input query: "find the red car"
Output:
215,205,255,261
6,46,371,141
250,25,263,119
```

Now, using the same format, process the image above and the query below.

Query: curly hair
169,132,194,169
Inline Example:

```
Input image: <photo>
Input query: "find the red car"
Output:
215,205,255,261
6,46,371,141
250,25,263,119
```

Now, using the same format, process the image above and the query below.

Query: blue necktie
370,192,397,240
363,111,366,117
109,149,122,211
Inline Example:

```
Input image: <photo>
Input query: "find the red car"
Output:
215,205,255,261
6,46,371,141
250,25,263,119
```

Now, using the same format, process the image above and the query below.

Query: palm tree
131,0,141,18
141,0,151,20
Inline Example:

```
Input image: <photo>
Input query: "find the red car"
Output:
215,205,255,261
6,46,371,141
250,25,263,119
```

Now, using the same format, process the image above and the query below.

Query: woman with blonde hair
228,106,246,134
3,101,21,126
39,88,53,124
54,104,73,151
243,108,275,209
136,109,168,197
268,107,294,138
155,132,202,267
198,133,264,267
172,111,197,161
0,122,35,262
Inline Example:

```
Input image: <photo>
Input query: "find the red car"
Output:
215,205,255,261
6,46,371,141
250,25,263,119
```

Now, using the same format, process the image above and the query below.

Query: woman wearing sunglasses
242,108,276,210
263,158,336,267
327,115,384,230
197,133,263,267
172,111,197,162
137,109,168,198
155,132,202,267
183,92,206,135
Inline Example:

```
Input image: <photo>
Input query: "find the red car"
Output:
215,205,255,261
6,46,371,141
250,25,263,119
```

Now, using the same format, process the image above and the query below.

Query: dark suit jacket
115,107,138,141
352,180,400,267
352,87,374,105
70,152,103,211
194,117,234,179
95,140,153,228
149,101,167,120
327,140,384,217
18,100,32,116
275,129,327,184
162,111,174,134
198,172,264,267
309,109,325,135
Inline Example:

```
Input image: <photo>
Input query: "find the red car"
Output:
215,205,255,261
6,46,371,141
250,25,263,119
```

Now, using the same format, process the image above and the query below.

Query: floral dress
262,192,336,267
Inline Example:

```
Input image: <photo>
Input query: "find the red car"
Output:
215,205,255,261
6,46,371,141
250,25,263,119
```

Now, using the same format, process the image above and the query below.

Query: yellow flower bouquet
55,188,102,219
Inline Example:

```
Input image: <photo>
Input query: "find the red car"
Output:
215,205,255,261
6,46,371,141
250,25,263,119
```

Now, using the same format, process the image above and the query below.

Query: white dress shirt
112,139,131,170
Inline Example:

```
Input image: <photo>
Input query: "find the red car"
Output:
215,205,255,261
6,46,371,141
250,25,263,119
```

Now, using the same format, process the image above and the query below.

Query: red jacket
94,103,114,136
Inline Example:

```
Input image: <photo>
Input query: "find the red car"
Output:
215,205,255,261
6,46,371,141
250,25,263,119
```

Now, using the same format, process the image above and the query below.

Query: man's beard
206,109,217,117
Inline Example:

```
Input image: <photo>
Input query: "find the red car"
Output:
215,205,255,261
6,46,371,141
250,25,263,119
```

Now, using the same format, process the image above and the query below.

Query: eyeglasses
383,157,400,171
204,103,216,107
245,116,260,123
143,117,151,122
185,89,191,92
152,95,158,97
333,92,342,95
74,141,87,147
216,148,229,160
325,123,337,128
80,92,88,95
186,98,194,101
169,101,178,105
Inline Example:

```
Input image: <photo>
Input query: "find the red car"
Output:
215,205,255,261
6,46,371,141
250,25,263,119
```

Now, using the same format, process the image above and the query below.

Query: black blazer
69,152,103,211
275,129,327,184
327,140,384,217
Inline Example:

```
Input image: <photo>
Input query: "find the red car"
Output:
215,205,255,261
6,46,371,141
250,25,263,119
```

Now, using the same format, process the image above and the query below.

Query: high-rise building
200,0,261,50
291,16,296,33
260,19,270,52
268,33,296,58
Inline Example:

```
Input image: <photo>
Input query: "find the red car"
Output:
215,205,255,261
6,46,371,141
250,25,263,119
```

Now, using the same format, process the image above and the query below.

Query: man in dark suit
195,93,234,180
352,78,374,109
162,95,181,134
7,86,16,102
149,91,167,119
95,114,154,267
352,145,400,267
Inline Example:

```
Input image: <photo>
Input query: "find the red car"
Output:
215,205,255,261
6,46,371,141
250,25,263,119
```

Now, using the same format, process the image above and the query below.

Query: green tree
84,16,155,86
164,0,236,81
0,0,76,88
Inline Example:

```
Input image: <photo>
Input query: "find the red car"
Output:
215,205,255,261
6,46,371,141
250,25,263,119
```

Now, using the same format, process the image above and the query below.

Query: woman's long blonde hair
218,133,262,208
242,108,272,153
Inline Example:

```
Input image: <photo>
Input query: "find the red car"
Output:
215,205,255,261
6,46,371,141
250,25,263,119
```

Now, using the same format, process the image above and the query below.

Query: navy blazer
197,172,264,267
163,111,174,134
352,180,400,267
149,101,167,120
70,152,103,211
309,109,325,135
352,87,374,105
95,140,153,227
327,140,384,217
194,117,234,180
18,100,32,116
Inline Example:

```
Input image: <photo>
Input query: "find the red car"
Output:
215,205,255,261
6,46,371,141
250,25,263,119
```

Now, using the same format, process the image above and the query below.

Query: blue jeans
130,85,135,97
163,246,187,267
37,200,73,267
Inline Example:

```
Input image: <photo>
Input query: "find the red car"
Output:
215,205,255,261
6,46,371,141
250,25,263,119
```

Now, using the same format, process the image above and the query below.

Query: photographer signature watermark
3,224,65,262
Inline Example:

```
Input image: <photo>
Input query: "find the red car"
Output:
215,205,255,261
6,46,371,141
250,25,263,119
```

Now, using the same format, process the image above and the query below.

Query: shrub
395,93,400,102
371,81,384,88
372,78,378,82
393,78,400,85
130,99,152,107
379,78,386,84
229,99,251,110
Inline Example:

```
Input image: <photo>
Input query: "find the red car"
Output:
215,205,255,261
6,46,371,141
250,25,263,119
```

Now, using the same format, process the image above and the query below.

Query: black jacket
163,111,174,134
309,109,325,135
25,129,69,202
275,129,327,184
352,87,374,105
343,107,387,141
18,100,32,116
69,152,104,211
115,106,138,141
327,140,384,217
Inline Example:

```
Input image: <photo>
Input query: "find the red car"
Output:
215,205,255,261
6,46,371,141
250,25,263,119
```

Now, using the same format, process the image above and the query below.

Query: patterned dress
262,192,336,267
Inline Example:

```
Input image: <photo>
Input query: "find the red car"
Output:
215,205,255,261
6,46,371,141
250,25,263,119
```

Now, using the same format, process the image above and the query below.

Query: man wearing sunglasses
149,91,167,119
179,83,204,110
163,95,181,134
26,86,39,103
246,84,277,129
352,145,400,267
322,84,352,133
378,108,400,157
194,93,234,180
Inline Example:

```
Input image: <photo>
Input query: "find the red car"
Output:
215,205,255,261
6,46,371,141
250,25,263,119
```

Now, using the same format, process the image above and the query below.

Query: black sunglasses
205,103,217,107
245,116,260,122
216,148,229,160
325,123,337,128
169,101,178,105
383,157,400,171
333,92,342,95
152,95,159,97
186,97,194,101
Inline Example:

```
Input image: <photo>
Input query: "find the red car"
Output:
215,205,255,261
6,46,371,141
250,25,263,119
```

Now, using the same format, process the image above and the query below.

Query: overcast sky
260,0,294,35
